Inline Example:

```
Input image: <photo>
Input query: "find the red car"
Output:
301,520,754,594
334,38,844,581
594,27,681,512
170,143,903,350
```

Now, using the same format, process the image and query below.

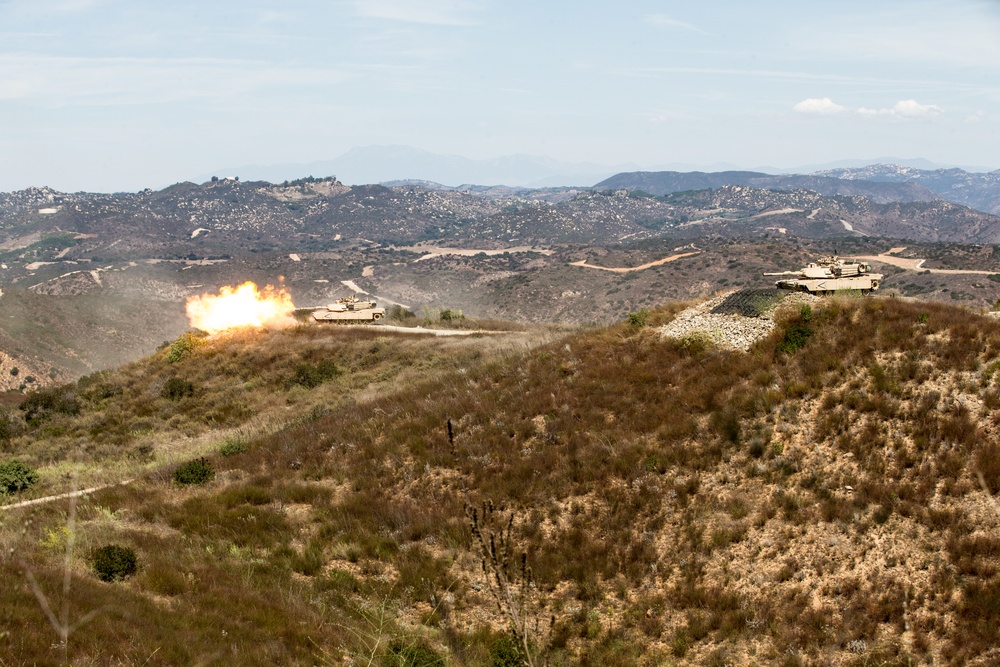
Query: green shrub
173,457,214,485
18,387,80,425
91,544,138,582
219,437,248,456
387,305,416,321
439,308,463,322
777,323,813,354
0,459,39,494
290,359,342,389
386,640,445,667
167,332,204,363
628,309,651,327
161,377,195,400
0,410,16,443
489,635,523,667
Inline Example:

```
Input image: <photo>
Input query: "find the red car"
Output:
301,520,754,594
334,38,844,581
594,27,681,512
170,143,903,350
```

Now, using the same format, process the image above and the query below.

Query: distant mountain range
202,145,633,189
598,164,1000,216
206,146,996,192
593,171,939,205
814,164,1000,216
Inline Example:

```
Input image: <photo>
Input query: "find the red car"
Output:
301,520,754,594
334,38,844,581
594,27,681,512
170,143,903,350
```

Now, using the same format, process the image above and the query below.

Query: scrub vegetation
2,297,1000,665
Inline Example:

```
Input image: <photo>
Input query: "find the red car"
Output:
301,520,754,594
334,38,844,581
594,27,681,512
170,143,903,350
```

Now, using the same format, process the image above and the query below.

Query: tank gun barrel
763,271,803,277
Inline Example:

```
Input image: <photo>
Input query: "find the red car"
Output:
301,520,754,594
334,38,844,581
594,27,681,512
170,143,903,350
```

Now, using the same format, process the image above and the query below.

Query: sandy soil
0,480,134,512
375,325,519,337
856,254,999,275
751,208,802,218
25,261,57,271
569,250,702,273
854,256,997,276
402,245,554,261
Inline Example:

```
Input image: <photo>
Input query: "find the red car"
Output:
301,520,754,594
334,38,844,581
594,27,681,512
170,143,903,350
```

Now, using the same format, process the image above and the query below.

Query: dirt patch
661,289,820,351
857,254,998,275
569,250,702,273
751,208,802,218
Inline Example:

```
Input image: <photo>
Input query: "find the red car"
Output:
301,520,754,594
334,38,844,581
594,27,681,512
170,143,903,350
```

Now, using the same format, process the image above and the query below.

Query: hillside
594,171,938,205
6,176,1000,390
3,296,1000,665
815,165,1000,216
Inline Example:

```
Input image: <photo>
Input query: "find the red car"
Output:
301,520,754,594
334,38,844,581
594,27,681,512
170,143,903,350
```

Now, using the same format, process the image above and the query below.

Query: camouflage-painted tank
311,295,386,323
764,256,883,294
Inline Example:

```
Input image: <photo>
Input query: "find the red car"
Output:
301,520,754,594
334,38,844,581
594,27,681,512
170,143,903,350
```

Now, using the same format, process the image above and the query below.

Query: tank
311,295,386,323
764,256,883,294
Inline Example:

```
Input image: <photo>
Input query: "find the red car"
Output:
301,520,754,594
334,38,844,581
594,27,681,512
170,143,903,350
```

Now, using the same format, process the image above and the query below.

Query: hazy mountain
593,170,938,204
203,145,632,188
815,164,1000,215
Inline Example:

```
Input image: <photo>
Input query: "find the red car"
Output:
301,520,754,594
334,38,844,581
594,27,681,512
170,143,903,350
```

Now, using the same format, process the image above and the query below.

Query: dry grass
3,297,1000,664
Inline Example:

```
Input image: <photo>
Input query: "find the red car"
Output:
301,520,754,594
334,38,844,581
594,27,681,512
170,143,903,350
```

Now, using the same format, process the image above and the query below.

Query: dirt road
856,254,998,276
570,250,702,273
0,480,133,512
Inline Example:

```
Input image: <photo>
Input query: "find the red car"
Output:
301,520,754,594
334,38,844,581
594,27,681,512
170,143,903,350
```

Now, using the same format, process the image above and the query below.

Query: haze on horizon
0,0,998,192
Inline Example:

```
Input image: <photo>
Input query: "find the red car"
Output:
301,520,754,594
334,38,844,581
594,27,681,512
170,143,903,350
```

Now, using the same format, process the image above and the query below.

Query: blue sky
0,0,998,191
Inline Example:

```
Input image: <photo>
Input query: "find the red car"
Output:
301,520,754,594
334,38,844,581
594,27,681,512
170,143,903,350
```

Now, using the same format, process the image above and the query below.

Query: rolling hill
2,295,1000,665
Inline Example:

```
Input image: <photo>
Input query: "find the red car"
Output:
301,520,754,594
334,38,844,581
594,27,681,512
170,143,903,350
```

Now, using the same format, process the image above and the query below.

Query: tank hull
312,308,385,323
774,276,881,293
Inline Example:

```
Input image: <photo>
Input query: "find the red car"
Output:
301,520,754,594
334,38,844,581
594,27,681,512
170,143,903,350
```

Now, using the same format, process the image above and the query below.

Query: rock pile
660,289,820,351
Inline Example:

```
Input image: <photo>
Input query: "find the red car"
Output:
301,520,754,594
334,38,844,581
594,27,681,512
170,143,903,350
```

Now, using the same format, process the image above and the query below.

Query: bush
386,305,416,321
173,457,214,485
0,410,16,443
92,544,138,582
290,360,342,389
386,640,445,667
439,308,463,322
167,332,204,363
18,387,80,425
628,309,651,327
0,459,39,494
161,377,195,400
778,322,813,354
219,437,248,457
489,635,523,667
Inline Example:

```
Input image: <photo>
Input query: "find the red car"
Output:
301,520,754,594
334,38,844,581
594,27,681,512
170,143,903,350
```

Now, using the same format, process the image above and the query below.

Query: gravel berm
660,288,821,351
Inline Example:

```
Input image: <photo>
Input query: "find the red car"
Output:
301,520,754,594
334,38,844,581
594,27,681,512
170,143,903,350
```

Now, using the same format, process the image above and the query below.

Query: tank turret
764,256,883,294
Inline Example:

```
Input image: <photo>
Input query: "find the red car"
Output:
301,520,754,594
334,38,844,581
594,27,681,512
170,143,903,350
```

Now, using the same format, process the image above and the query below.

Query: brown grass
4,297,1000,664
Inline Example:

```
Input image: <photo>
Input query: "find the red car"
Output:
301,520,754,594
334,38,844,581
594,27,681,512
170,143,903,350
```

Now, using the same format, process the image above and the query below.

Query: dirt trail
376,325,519,336
751,208,802,218
570,251,702,273
402,245,553,261
856,254,998,275
0,480,133,512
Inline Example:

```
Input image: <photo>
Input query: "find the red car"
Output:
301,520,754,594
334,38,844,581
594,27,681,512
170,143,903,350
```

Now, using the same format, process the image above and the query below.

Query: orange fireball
186,281,296,334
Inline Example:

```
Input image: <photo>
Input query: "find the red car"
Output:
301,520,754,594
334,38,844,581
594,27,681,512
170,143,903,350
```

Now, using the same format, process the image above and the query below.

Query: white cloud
891,99,942,117
644,14,703,33
352,0,480,25
792,97,847,115
858,99,943,118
